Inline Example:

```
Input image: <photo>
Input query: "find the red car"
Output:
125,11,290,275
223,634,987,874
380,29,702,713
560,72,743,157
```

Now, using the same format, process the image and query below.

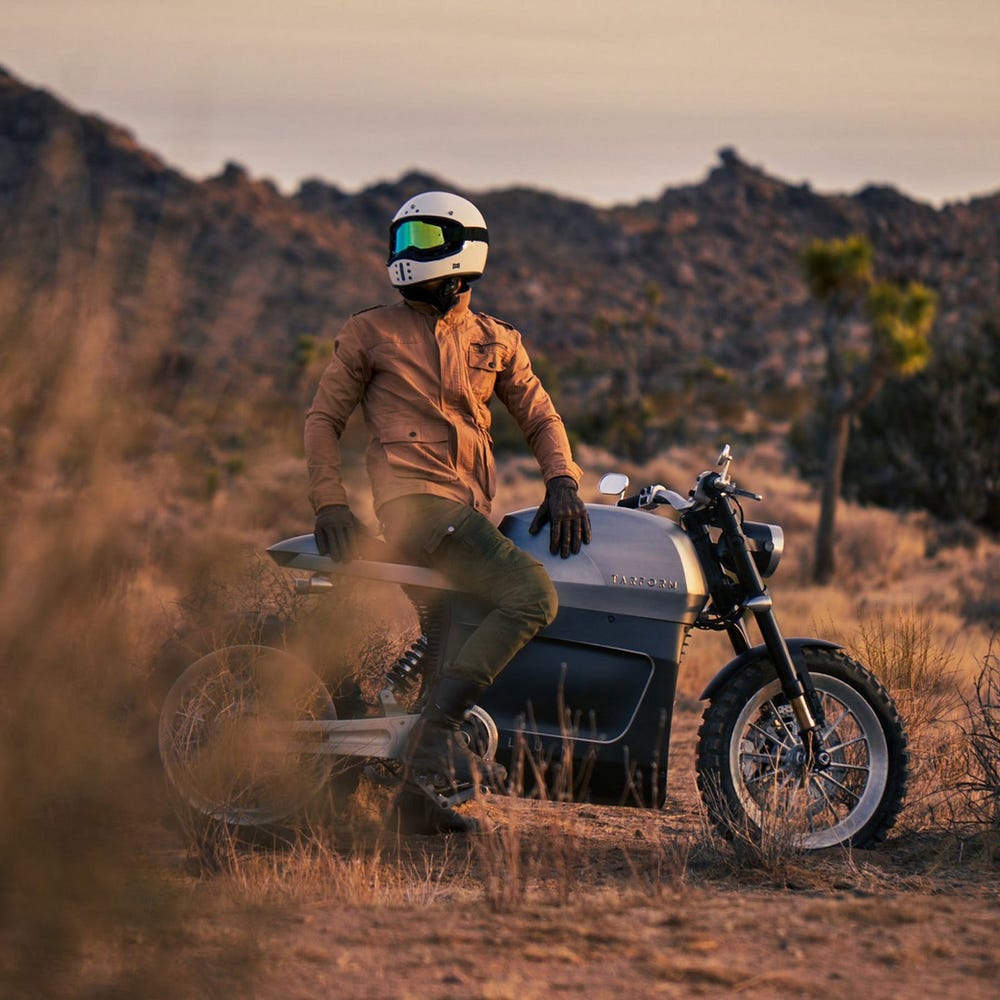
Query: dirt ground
138,707,1000,1000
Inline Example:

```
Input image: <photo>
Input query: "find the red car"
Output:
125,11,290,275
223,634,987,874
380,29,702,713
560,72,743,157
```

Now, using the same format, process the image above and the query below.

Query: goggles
388,216,489,263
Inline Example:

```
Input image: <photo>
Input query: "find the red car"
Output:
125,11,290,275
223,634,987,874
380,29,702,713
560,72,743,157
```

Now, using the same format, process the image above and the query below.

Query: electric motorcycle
158,445,908,849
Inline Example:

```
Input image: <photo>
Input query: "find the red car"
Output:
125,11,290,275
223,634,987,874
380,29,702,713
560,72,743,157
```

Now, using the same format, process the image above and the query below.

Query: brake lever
660,488,695,511
639,485,695,512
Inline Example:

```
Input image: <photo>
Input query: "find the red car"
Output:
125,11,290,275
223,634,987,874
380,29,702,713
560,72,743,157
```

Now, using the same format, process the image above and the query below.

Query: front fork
751,605,829,765
700,500,829,762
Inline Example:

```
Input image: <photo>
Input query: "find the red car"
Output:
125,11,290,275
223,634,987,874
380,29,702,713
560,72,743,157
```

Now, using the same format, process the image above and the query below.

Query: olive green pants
379,494,558,686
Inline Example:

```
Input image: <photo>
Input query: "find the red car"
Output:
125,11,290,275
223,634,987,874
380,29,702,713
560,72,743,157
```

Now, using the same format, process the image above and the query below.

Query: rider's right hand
314,504,359,562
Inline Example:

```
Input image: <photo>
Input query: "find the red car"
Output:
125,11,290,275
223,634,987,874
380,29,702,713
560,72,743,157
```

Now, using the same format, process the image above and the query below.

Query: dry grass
850,610,965,828
2,271,998,996
953,647,1000,856
213,831,463,909
697,773,824,885
0,307,257,992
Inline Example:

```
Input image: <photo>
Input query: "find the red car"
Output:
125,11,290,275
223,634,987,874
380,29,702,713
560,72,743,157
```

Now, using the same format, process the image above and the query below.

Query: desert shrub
923,517,981,559
853,610,960,732
958,559,1000,634
834,513,903,586
954,647,1000,856
696,772,814,884
852,610,964,831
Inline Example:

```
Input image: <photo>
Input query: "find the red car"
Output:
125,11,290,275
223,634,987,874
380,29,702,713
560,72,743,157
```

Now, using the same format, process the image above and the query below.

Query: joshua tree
801,235,936,584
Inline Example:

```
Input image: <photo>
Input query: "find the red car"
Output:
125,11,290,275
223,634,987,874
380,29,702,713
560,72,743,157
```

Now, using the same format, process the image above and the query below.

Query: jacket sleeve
493,332,583,486
304,320,370,511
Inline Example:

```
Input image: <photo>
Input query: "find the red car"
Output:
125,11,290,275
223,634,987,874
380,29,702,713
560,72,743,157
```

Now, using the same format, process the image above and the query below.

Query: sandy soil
140,707,1000,1000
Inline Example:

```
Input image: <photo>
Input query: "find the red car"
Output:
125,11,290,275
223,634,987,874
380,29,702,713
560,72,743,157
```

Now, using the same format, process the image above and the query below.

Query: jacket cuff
545,475,579,490
544,462,582,488
310,486,350,512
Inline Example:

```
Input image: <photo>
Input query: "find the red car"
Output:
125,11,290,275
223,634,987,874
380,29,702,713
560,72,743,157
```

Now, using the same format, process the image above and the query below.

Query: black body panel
442,594,683,806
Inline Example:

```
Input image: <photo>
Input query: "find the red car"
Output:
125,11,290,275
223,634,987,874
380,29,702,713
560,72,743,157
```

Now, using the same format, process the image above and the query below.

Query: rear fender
699,638,844,701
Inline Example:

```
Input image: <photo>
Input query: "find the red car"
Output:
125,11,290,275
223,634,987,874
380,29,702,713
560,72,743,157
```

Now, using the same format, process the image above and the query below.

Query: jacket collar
401,288,472,320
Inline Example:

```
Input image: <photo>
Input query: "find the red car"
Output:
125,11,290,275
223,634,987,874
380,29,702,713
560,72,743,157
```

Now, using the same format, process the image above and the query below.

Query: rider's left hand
528,476,592,558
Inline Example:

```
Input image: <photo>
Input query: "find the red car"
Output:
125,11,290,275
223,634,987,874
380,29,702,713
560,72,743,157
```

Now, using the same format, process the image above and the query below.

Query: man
304,190,591,832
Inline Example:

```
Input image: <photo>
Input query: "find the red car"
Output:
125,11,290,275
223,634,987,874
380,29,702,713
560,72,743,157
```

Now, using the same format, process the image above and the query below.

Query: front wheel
696,648,908,850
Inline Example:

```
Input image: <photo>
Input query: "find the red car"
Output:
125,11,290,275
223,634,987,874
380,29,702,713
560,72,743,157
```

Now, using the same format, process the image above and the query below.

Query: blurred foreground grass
0,295,263,995
1,266,997,992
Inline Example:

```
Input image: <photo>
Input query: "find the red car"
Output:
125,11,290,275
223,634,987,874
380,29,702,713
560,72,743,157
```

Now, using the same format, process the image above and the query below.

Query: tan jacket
305,291,582,516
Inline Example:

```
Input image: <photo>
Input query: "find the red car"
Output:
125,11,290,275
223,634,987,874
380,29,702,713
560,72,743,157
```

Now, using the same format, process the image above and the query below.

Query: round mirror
598,472,630,496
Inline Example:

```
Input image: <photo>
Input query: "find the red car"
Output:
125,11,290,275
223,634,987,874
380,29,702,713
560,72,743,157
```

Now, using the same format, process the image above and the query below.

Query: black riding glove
528,476,592,558
314,504,360,562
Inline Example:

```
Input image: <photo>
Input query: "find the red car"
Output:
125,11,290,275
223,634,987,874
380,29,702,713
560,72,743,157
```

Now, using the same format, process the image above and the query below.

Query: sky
6,0,1000,206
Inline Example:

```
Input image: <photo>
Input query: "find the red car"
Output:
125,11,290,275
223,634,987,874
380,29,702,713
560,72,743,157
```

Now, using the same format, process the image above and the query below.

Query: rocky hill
2,64,998,459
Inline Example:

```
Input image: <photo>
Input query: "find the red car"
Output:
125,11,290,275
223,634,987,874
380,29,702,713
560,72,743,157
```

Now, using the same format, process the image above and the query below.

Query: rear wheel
158,644,335,827
696,648,908,849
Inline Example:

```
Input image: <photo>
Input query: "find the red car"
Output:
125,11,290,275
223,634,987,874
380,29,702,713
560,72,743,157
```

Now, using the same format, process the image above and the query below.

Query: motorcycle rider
304,190,591,833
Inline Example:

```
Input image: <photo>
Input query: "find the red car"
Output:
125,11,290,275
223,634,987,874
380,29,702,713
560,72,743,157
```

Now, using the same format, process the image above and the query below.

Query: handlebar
617,478,761,513
607,445,762,514
618,485,696,512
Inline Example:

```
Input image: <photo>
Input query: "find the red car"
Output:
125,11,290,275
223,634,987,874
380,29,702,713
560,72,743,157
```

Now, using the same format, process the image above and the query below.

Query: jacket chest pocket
466,342,506,398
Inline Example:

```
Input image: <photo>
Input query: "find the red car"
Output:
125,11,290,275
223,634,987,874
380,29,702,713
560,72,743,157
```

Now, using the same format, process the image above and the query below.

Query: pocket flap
467,342,506,372
381,420,450,445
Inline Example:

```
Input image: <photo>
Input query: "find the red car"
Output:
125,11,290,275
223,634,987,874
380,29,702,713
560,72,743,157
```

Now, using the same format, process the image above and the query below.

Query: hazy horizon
7,0,1000,206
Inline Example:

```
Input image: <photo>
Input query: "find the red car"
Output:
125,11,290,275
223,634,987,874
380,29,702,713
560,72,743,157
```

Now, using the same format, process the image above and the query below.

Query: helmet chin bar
400,276,465,313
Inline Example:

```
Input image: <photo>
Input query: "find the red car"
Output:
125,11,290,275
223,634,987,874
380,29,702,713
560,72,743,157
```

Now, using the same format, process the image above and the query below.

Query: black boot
407,676,507,792
387,786,479,836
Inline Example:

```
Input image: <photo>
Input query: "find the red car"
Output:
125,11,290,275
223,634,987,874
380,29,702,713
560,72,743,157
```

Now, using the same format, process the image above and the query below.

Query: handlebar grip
617,494,642,509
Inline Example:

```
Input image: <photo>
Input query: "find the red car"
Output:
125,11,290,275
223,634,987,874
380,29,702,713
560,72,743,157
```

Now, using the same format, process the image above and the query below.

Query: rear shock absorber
385,634,429,693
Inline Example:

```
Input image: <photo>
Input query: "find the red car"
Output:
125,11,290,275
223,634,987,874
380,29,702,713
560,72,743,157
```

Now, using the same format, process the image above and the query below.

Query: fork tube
716,497,818,736
753,607,817,736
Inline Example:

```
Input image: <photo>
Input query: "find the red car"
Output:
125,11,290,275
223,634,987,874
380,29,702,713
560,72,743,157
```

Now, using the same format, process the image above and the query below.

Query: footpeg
409,775,477,810
440,786,477,808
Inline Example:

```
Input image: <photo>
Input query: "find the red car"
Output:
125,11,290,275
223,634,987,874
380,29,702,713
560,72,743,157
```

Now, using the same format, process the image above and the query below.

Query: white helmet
387,191,489,287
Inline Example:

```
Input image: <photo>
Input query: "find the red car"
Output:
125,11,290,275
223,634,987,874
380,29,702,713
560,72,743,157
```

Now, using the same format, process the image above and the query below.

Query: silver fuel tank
499,504,708,626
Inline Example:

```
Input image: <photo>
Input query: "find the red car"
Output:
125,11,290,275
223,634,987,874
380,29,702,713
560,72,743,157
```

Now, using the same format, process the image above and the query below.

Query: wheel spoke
824,733,867,755
825,760,870,774
744,768,779,789
822,706,850,736
812,769,862,803
806,774,845,827
747,720,793,752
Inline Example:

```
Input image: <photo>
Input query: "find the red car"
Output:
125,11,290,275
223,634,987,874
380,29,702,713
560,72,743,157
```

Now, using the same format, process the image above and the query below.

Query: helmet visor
388,217,488,264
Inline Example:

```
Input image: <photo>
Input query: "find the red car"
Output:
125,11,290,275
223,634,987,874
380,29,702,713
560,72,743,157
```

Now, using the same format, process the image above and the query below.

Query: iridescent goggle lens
391,219,449,253
388,217,488,262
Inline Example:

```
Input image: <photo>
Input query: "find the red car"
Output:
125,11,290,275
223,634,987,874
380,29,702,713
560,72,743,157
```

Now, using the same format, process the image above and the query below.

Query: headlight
742,521,784,577
717,522,785,578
